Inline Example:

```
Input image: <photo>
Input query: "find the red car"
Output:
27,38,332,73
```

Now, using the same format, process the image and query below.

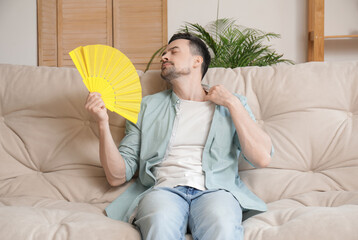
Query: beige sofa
0,61,357,240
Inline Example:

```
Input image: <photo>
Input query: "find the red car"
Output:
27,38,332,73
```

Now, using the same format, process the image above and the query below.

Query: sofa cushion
244,204,358,240
0,64,118,204
0,205,140,239
0,65,167,206
202,61,358,204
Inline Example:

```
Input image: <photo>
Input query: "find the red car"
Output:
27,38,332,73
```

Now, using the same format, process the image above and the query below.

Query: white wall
168,0,358,63
324,0,358,61
0,0,356,66
0,0,37,66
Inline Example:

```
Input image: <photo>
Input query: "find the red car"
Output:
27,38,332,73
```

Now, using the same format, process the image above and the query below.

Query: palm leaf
180,23,218,56
146,18,294,71
145,45,166,72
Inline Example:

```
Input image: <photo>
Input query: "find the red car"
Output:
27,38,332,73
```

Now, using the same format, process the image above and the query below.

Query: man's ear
193,55,203,69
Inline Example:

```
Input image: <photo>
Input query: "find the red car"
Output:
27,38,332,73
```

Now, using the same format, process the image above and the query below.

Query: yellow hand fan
69,44,142,124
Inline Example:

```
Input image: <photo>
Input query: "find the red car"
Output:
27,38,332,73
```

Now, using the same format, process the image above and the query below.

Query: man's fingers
205,85,234,107
86,97,106,113
86,92,102,105
86,92,102,106
207,85,222,96
86,92,97,100
204,94,212,102
89,92,101,97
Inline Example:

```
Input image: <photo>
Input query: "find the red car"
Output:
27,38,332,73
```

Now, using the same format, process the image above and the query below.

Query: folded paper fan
69,44,142,124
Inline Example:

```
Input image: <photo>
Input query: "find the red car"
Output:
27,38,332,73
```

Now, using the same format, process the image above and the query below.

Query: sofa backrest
0,64,167,207
202,61,358,204
0,62,357,208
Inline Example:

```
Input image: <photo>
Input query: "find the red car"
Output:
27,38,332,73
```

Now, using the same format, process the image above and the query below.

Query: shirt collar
170,90,180,107
170,84,211,107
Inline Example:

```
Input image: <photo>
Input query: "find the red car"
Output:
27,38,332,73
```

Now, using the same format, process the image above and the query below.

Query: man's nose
161,53,169,63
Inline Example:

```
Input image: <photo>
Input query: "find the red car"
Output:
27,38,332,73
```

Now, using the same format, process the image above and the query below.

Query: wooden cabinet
37,0,167,70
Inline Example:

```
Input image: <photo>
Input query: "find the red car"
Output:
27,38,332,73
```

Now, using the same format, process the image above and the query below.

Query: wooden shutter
37,0,57,66
37,0,167,70
58,0,113,67
113,0,167,70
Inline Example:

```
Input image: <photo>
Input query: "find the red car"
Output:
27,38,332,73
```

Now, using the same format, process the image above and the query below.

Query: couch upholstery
0,62,357,239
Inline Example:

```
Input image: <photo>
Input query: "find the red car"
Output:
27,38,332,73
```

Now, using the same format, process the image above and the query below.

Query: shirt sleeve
233,94,274,167
118,103,145,182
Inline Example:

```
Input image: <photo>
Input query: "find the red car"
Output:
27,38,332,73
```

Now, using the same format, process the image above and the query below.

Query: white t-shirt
154,99,215,190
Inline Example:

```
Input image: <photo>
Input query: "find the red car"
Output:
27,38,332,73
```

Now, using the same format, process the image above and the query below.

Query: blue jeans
134,186,244,240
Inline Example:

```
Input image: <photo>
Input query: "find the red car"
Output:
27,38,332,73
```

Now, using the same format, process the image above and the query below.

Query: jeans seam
168,187,190,240
179,210,189,240
188,210,198,240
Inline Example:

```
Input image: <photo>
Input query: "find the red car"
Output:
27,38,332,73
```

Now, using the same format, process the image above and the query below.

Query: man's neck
171,75,207,101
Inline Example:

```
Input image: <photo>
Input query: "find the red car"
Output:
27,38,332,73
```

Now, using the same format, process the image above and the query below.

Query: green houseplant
145,18,293,71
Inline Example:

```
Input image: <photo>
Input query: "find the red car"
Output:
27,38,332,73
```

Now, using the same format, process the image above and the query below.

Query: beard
161,62,191,82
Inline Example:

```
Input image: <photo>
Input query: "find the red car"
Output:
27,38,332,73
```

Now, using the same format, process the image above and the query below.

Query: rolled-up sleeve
118,103,145,182
233,94,274,167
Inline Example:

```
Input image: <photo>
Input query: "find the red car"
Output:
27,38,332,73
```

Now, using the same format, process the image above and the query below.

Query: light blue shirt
106,89,274,222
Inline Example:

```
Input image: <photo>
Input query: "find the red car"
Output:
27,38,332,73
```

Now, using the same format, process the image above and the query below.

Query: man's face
160,39,194,82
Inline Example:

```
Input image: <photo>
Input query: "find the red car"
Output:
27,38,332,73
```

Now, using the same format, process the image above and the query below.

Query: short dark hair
168,32,211,79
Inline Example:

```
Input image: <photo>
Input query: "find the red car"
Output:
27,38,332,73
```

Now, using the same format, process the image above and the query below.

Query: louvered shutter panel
38,0,57,66
37,0,166,70
113,0,167,70
58,0,113,67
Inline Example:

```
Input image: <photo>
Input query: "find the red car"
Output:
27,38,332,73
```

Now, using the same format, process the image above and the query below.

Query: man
85,33,273,240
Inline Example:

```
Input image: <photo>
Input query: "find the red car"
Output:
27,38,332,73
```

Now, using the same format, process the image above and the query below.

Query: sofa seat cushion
0,196,107,214
244,204,358,240
0,204,140,240
243,190,358,239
